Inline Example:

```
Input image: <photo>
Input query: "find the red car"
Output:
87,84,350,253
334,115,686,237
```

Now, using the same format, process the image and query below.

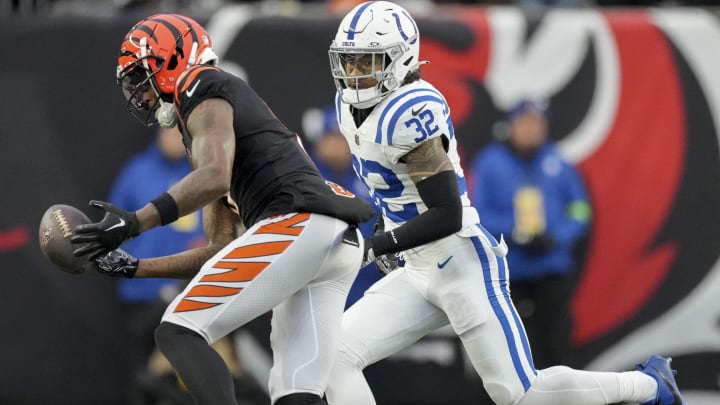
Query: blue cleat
636,355,686,405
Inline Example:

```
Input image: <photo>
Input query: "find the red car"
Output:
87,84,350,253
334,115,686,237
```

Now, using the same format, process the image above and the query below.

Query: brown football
38,204,93,274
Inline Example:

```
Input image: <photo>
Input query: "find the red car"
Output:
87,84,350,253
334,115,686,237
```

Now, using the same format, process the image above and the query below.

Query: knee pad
274,392,325,405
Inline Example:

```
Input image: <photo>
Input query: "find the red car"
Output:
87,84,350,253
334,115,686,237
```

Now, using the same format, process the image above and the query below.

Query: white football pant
162,212,362,403
326,226,658,405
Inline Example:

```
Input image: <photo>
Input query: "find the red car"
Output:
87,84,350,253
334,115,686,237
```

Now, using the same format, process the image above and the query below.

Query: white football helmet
329,1,424,109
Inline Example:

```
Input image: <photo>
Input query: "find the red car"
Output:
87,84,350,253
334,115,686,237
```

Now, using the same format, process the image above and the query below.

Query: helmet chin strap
156,100,177,128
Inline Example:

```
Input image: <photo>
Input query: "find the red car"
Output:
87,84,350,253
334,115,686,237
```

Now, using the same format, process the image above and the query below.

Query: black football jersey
173,65,374,227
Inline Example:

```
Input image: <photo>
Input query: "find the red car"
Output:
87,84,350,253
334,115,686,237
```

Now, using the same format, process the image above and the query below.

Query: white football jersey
335,80,480,232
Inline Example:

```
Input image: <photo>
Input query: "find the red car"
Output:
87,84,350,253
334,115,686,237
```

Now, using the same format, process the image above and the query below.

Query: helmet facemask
117,59,163,127
329,45,407,109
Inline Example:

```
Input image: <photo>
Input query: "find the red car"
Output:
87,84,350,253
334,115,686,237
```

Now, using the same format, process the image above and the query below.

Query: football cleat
636,355,686,405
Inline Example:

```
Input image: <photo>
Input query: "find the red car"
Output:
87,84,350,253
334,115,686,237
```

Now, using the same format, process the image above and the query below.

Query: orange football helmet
116,14,218,126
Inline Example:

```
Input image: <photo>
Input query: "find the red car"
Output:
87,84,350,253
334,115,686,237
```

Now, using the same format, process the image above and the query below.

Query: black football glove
71,200,140,260
93,249,138,278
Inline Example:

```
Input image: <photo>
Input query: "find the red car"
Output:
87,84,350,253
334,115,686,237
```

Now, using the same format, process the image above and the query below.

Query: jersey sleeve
380,96,452,164
173,65,230,122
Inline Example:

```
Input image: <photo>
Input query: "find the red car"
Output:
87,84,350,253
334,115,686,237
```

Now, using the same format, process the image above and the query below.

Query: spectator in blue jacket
470,99,591,368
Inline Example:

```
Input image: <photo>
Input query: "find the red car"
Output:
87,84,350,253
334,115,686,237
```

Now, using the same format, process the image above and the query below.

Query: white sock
621,370,658,404
518,367,658,405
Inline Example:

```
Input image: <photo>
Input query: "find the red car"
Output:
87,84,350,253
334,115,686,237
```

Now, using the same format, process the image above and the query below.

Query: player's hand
374,253,399,275
362,242,399,275
93,249,138,278
364,217,400,274
71,200,140,260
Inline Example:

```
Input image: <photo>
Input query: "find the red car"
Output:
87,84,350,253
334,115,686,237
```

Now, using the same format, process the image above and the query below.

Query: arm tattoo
162,98,235,216
402,137,454,184
203,199,239,249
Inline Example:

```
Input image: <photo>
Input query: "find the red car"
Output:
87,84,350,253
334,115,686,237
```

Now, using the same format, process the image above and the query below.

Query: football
38,204,93,274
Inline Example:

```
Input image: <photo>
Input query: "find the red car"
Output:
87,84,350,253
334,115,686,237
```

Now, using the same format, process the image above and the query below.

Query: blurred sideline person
71,13,374,405
323,2,686,405
108,125,268,404
470,99,591,369
303,106,382,308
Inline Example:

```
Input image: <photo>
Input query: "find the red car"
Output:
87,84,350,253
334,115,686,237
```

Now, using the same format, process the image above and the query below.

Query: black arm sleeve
368,170,462,256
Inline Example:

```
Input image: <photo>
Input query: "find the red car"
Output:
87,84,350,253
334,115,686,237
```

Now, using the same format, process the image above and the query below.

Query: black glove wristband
151,192,179,225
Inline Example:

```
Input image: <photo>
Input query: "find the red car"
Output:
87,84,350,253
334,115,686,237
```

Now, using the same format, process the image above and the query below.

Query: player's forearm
134,244,223,279
134,168,229,233
369,170,462,256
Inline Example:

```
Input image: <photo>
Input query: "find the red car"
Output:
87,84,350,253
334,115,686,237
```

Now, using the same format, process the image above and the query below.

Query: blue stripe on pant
471,235,536,391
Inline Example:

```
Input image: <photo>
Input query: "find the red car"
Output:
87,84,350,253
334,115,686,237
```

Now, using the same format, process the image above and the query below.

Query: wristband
151,192,179,225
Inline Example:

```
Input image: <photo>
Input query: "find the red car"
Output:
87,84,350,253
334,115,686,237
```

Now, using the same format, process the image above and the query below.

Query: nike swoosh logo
437,256,453,269
185,80,201,97
105,218,126,232
411,103,427,116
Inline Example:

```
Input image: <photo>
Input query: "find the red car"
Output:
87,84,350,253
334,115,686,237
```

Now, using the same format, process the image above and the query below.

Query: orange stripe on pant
175,285,244,313
256,212,311,236
174,285,246,313
175,299,220,313
174,225,301,313
185,285,243,298
201,262,268,283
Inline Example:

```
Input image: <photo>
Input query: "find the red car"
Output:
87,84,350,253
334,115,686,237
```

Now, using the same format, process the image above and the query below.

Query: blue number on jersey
353,156,419,223
404,109,439,143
